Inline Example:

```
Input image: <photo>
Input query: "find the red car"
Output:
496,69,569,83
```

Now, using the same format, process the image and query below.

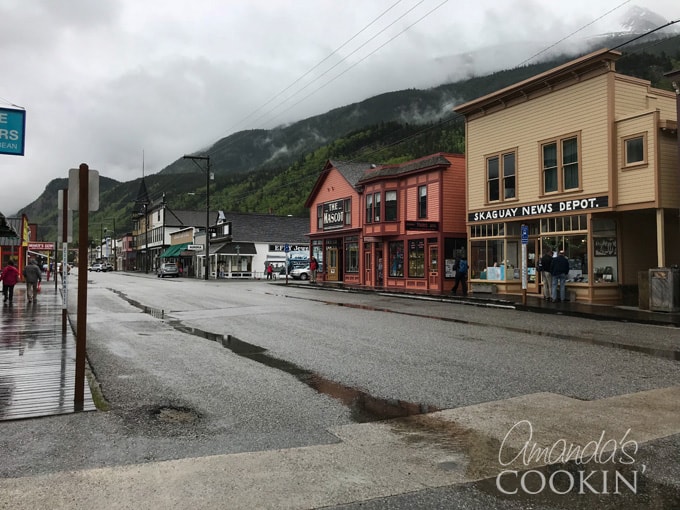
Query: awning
159,242,191,258
208,242,227,255
215,242,257,256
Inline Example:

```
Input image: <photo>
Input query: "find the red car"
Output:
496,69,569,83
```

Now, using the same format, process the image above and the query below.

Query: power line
224,0,408,134
611,18,680,50
254,0,450,130
516,0,632,68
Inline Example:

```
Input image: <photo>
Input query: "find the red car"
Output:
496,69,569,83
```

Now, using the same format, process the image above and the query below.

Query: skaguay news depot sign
0,107,26,156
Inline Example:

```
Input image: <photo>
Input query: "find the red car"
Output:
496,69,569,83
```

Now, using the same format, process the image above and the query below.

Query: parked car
157,262,180,278
290,265,311,280
89,263,103,272
101,262,113,272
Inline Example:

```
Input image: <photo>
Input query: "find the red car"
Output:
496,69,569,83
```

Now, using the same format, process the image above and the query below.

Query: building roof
304,159,377,208
0,212,18,239
0,215,21,245
218,212,309,244
454,48,622,116
358,153,462,183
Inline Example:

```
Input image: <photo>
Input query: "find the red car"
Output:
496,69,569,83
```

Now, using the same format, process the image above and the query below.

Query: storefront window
374,193,381,222
444,238,466,278
345,238,359,273
543,235,589,283
593,217,617,283
408,239,425,278
388,241,404,277
471,239,504,280
312,240,323,271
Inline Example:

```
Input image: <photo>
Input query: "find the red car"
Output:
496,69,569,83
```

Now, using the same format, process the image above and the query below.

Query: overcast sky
0,0,677,216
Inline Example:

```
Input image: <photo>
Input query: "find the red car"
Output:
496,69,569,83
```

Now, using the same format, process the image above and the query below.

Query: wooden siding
466,74,610,214
615,112,656,205
308,168,361,233
659,132,680,208
619,210,658,285
441,155,467,233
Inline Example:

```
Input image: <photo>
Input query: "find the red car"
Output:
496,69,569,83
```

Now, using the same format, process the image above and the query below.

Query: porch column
656,208,665,267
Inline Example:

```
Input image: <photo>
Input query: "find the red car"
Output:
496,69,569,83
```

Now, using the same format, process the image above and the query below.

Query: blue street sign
521,224,529,245
284,243,290,253
0,107,26,156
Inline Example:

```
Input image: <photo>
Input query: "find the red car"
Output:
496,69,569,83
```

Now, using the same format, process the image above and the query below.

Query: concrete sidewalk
1,386,678,509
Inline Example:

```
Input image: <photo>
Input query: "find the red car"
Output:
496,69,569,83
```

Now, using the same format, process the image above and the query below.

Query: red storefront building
306,153,467,293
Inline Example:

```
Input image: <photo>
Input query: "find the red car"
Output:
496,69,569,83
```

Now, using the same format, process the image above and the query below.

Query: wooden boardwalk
0,283,95,421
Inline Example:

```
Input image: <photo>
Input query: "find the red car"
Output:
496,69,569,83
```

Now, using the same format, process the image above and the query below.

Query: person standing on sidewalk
551,250,570,303
23,259,42,303
1,260,21,304
451,254,468,296
540,249,553,301
309,256,318,283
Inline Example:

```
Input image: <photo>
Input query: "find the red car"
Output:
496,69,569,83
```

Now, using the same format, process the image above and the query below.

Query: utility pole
183,155,211,281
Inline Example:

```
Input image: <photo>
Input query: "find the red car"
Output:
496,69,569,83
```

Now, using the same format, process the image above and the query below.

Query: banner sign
28,242,54,251
0,107,26,156
468,196,609,222
322,200,345,231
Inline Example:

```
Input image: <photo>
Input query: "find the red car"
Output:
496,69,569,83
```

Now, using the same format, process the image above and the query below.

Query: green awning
160,242,190,258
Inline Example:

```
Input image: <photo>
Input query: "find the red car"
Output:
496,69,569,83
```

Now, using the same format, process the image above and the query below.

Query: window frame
418,185,427,219
540,132,582,196
365,194,373,224
344,198,351,225
485,150,517,204
373,192,381,222
623,133,647,168
384,190,398,222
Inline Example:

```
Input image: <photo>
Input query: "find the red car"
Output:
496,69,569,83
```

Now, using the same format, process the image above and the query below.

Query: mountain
18,25,680,244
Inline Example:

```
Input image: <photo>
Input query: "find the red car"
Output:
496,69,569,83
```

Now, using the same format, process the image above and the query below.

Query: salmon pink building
305,153,467,293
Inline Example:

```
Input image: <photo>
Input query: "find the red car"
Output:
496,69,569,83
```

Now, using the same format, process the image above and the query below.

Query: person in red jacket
1,260,21,304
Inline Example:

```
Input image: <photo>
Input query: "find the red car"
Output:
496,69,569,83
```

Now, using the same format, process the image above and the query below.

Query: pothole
153,406,199,424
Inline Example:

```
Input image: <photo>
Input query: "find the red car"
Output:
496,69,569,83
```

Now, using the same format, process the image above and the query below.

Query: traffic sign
521,224,529,245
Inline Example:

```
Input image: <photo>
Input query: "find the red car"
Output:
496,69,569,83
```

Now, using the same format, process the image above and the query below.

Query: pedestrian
1,260,21,304
23,258,42,303
309,256,318,283
551,250,570,303
539,249,553,301
266,263,273,280
451,254,468,296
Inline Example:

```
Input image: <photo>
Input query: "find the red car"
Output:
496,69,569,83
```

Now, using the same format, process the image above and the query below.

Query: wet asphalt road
1,271,679,509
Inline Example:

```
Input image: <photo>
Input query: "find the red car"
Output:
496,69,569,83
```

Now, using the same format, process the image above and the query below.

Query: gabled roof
304,159,377,208
0,216,22,245
358,153,461,183
0,212,18,239
133,177,150,216
454,48,622,116
218,212,309,243
164,209,220,229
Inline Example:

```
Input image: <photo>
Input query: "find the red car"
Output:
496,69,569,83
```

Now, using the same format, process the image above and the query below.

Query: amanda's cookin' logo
496,420,645,496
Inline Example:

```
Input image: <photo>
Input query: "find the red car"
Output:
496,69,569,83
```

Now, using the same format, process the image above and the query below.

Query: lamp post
103,217,117,270
183,154,211,281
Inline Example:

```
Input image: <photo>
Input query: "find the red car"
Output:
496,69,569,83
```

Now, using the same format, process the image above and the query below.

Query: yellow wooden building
454,48,678,303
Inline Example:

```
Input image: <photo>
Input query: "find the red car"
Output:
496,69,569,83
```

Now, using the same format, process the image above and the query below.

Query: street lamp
103,217,117,270
183,154,211,281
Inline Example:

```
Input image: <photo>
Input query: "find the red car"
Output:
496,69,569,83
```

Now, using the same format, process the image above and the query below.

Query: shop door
365,251,372,286
428,245,438,287
527,239,539,293
326,247,339,281
376,249,383,286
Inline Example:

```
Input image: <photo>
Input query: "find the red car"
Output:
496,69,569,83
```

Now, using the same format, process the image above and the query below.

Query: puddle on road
170,324,441,423
112,289,438,423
